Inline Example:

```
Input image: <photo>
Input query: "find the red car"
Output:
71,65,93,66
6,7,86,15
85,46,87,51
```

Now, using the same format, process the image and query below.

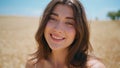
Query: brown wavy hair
32,0,92,68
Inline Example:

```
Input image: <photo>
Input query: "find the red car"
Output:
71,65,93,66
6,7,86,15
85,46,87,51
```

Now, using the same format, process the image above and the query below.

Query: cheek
44,22,51,35
46,22,56,29
66,28,76,39
66,29,76,46
45,22,53,30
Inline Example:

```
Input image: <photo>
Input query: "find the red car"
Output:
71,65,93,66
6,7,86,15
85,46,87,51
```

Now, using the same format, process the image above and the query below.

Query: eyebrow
66,17,74,20
51,12,58,16
51,12,74,20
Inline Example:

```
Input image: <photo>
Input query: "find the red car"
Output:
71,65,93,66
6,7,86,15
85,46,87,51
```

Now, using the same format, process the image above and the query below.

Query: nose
54,21,64,33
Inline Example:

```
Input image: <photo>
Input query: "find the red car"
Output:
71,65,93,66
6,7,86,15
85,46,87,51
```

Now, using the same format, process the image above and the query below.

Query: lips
50,33,65,42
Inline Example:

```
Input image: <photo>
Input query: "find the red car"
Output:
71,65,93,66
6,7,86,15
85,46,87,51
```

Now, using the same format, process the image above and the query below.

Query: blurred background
0,0,120,68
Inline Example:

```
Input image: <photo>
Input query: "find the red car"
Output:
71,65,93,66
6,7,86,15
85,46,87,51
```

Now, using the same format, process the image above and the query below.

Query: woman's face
44,4,76,51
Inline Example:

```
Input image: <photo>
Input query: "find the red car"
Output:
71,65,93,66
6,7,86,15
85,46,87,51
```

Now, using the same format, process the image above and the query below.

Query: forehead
52,4,74,17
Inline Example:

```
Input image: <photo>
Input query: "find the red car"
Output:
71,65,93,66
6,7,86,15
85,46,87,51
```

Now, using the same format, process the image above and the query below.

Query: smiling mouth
50,33,65,42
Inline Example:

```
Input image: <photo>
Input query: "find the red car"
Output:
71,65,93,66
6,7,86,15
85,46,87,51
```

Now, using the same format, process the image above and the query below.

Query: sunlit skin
44,4,76,51
44,4,76,67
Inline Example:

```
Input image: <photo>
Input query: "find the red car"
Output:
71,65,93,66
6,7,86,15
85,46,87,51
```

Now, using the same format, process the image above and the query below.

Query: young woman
26,0,105,68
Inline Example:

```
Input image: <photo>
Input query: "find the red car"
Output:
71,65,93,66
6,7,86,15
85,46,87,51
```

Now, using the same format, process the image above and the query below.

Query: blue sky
0,0,120,20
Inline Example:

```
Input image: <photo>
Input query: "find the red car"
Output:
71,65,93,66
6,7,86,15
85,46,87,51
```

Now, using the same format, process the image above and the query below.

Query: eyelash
65,22,74,26
49,17,57,21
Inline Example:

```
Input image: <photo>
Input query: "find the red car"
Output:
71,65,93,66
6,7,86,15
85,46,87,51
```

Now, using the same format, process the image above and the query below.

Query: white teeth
52,34,63,40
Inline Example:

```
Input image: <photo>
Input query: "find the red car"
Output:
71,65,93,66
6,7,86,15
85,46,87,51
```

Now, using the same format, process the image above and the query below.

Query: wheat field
0,16,120,68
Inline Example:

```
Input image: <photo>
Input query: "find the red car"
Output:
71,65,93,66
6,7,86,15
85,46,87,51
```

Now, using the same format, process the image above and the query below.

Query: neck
50,49,68,67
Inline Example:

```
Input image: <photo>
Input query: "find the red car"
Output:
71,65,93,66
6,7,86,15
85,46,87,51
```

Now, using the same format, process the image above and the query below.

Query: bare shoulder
25,59,51,68
25,59,36,68
87,56,106,68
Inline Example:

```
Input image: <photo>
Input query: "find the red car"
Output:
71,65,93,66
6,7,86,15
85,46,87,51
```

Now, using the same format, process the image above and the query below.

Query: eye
65,21,75,27
48,17,57,23
66,22,73,25
49,15,58,22
65,20,75,26
49,17,57,21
